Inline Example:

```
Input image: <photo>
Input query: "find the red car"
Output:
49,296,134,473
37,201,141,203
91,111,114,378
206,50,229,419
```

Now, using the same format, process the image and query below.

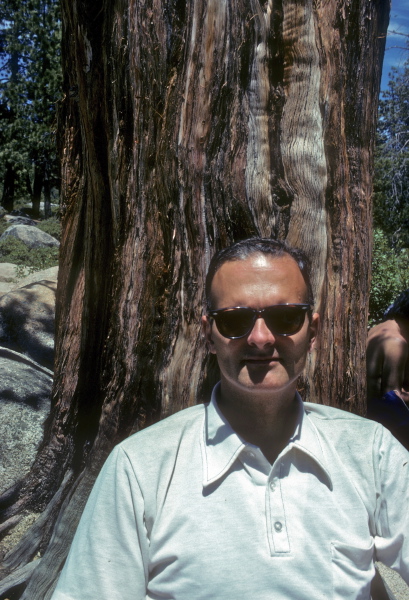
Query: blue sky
381,0,409,90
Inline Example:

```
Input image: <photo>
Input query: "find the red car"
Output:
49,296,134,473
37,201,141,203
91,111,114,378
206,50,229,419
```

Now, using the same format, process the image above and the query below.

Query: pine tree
373,44,409,248
0,0,62,216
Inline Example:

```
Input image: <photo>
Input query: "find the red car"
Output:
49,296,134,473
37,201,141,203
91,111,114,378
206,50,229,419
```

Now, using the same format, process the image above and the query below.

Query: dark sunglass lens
215,309,254,338
264,306,305,335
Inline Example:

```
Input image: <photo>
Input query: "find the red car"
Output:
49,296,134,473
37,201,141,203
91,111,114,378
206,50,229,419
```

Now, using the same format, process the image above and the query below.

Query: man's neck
216,382,300,464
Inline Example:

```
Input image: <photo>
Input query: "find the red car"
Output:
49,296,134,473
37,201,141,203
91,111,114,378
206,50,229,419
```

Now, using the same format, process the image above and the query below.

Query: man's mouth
243,356,280,364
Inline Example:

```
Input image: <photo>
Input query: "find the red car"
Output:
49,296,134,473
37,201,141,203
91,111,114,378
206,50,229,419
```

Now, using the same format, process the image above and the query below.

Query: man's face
202,254,319,398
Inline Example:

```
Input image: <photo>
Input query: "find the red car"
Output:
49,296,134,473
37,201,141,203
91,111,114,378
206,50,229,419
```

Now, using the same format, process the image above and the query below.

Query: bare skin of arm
366,319,409,403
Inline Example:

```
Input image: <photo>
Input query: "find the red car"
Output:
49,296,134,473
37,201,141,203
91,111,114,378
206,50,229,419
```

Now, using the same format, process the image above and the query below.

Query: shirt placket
266,460,290,555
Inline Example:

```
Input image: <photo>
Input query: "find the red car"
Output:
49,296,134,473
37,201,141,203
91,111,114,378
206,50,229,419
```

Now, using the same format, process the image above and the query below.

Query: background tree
0,0,389,598
0,0,62,216
370,39,409,320
373,40,409,247
369,228,409,324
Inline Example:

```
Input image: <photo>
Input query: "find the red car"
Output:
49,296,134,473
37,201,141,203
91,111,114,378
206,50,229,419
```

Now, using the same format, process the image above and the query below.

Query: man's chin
237,373,290,393
242,363,284,386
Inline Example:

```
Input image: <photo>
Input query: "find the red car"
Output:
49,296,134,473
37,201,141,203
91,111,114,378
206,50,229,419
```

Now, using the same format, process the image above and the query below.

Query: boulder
0,224,60,249
14,265,58,289
9,209,32,218
3,215,38,226
0,278,57,369
0,348,52,494
0,264,58,296
0,263,25,282
0,263,28,294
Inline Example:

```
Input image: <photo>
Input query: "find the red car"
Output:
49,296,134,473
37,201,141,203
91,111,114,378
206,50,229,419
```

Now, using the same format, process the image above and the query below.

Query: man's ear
201,315,217,354
308,313,320,352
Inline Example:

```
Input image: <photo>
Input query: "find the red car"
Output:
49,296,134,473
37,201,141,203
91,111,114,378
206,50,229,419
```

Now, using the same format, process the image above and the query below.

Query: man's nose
246,315,276,346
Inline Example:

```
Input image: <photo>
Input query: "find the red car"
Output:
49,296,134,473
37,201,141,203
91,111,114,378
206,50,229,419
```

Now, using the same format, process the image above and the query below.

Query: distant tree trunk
0,0,389,598
1,164,16,212
25,173,33,199
43,170,51,218
31,163,44,219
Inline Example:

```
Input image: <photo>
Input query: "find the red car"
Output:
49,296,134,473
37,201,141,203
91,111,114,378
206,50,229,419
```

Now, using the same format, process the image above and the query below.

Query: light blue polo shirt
52,385,409,600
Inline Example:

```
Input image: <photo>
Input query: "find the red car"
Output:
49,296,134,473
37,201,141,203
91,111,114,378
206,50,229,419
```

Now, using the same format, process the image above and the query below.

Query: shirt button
269,482,276,491
274,521,283,532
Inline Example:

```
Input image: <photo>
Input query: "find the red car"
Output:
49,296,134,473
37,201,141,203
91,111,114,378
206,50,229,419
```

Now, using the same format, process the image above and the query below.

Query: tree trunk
0,0,389,597
1,164,16,212
31,163,44,219
43,171,52,219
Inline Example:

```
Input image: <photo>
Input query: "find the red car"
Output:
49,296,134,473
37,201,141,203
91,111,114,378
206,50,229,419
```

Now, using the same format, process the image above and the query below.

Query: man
52,238,408,600
367,290,409,448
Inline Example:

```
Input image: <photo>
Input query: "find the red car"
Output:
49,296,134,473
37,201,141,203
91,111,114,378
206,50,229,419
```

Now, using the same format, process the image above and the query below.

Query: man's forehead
245,253,277,269
210,253,307,300
214,253,301,279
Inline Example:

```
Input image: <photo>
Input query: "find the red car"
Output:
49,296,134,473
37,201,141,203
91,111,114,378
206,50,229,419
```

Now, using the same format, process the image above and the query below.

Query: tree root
20,464,99,600
0,559,40,600
0,470,73,581
0,516,22,541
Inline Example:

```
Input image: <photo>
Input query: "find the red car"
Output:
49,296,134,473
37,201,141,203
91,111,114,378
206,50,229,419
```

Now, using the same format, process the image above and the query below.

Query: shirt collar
201,383,333,490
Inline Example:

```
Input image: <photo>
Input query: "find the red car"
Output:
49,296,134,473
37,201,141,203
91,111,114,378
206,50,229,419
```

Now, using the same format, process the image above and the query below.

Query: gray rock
377,562,409,600
0,263,25,281
13,265,58,290
0,264,58,296
0,224,60,249
0,263,28,285
0,279,57,369
0,263,27,294
4,215,38,226
0,280,16,294
0,348,52,494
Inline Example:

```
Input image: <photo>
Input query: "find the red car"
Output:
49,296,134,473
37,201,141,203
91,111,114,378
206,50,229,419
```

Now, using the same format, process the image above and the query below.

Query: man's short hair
205,238,314,309
383,289,409,321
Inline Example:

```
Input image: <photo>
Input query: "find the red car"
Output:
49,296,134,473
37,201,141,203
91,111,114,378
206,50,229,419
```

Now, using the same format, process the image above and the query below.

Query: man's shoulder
303,403,385,474
118,403,206,456
304,402,369,421
367,320,408,348
303,402,381,437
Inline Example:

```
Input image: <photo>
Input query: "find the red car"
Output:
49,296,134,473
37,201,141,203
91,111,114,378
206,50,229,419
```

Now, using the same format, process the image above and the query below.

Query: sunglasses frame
207,303,312,339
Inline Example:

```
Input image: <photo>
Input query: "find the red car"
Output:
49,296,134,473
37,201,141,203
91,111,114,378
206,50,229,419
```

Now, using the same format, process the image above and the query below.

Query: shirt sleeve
373,426,409,584
51,445,149,600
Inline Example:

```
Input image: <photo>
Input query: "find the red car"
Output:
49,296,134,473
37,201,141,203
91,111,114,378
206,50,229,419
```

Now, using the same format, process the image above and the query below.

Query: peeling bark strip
0,0,389,597
245,0,276,236
281,0,327,298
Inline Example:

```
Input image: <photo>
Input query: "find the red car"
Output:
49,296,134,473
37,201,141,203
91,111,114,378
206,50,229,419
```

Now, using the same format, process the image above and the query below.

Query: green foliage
369,229,409,326
0,236,59,271
373,49,409,248
37,215,61,241
370,44,409,325
0,220,10,238
0,0,62,208
0,214,61,240
0,215,61,271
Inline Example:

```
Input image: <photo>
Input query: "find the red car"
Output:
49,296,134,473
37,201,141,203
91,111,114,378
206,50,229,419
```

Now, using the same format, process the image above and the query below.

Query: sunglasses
207,304,312,339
